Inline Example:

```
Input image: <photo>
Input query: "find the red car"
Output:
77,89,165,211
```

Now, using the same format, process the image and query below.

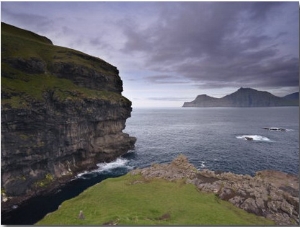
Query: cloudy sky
1,1,299,107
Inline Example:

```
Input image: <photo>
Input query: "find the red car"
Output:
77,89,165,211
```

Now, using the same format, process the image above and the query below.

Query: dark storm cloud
122,2,240,59
248,2,283,20
1,1,298,100
121,2,298,89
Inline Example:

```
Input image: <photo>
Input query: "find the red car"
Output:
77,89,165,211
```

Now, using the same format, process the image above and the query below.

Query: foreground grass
36,174,274,225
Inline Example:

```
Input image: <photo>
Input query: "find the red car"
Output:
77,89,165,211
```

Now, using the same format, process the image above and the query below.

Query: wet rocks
263,127,287,131
131,155,299,225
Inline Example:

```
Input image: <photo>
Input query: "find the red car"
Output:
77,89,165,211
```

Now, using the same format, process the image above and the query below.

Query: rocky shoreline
130,155,299,225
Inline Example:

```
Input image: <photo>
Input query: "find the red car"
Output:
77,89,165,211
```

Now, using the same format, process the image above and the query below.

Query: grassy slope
1,23,129,108
36,173,274,225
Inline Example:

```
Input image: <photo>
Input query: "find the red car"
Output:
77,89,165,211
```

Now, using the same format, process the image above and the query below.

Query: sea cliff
1,23,136,211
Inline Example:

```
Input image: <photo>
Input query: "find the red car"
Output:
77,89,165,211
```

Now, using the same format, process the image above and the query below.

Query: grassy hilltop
36,172,274,225
1,22,128,110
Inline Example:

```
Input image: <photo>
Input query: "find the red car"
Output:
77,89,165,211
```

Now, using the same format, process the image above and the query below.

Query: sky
1,1,299,108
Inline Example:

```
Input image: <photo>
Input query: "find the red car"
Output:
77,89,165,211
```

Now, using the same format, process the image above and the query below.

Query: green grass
1,69,127,109
1,22,53,45
2,23,116,76
36,173,274,225
1,22,130,108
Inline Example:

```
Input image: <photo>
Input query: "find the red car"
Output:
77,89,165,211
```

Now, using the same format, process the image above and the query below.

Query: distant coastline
183,87,299,107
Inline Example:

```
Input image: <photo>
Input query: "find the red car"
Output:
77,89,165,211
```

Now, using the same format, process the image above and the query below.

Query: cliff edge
1,23,136,210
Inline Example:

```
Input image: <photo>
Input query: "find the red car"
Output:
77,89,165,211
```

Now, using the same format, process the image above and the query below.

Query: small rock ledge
130,155,299,225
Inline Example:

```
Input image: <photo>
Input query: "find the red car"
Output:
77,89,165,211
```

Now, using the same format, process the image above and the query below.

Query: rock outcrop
1,23,136,210
131,155,299,225
183,87,299,107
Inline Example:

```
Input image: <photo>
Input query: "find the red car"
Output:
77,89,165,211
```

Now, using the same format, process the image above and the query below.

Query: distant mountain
182,88,299,107
283,92,299,100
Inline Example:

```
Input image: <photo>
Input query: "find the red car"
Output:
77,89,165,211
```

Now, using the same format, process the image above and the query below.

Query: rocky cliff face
1,23,136,209
131,155,299,225
183,87,299,107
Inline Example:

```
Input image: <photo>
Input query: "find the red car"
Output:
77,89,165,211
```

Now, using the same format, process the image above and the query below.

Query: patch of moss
18,133,35,141
20,176,26,181
1,188,6,195
34,174,54,188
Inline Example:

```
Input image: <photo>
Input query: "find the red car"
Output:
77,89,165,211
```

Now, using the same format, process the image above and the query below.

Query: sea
2,107,299,224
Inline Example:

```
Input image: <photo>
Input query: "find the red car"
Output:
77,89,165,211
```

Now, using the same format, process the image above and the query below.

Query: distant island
183,87,299,107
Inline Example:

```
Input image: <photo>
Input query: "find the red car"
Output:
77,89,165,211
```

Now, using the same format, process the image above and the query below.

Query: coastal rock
240,198,260,215
131,155,299,225
132,154,198,182
218,187,236,201
1,23,136,211
263,127,287,131
228,196,245,207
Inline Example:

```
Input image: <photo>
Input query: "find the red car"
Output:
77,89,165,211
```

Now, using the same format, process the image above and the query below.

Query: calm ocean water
124,107,299,175
2,107,299,224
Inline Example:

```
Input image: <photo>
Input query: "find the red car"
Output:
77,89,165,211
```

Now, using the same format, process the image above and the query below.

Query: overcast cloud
1,1,299,107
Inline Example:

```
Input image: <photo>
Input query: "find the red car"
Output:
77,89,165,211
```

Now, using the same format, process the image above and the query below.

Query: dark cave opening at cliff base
1,171,124,225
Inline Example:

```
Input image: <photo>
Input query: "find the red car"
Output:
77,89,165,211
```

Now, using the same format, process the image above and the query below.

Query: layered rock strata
1,23,136,210
131,155,299,225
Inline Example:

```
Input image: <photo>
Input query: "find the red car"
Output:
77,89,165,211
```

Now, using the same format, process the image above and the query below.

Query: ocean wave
200,161,206,168
236,135,272,142
195,161,206,170
95,158,133,172
76,157,133,179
